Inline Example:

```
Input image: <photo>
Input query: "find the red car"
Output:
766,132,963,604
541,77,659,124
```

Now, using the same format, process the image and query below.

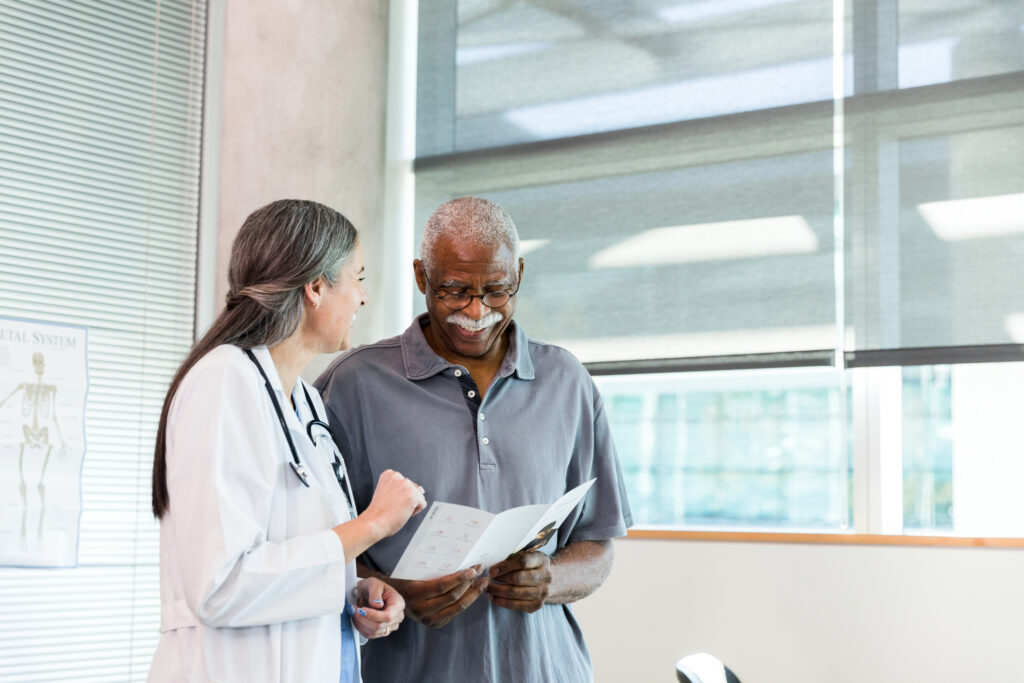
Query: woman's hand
351,577,405,639
333,469,426,561
361,469,427,539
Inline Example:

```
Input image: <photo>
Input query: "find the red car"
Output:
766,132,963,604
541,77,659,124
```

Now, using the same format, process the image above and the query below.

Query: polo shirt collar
401,313,536,382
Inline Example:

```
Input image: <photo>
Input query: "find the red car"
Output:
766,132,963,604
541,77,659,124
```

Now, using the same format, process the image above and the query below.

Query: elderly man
315,196,632,682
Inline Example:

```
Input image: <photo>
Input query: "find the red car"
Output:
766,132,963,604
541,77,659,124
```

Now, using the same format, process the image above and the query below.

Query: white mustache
447,311,504,332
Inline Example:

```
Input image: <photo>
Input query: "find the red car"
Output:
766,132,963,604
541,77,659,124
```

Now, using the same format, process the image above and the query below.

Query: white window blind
0,1,206,680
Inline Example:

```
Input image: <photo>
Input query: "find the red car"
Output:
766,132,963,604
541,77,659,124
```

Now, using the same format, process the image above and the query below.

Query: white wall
575,538,1024,683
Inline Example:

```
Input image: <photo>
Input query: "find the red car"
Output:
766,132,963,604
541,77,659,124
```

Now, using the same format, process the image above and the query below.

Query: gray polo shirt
315,314,632,683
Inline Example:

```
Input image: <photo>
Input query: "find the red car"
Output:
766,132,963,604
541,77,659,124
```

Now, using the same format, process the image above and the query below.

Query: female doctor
148,199,426,682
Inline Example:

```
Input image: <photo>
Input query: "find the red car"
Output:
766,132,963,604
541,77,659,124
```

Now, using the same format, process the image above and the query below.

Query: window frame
402,0,1024,547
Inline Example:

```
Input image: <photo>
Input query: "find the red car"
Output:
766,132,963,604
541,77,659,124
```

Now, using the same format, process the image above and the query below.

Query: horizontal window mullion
586,349,836,376
845,345,1024,368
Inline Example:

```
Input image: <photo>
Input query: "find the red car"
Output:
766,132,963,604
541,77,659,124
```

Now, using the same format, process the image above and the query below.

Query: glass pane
902,365,953,530
435,0,834,150
595,368,852,530
847,124,1024,351
459,150,837,362
903,362,1024,537
899,0,1024,89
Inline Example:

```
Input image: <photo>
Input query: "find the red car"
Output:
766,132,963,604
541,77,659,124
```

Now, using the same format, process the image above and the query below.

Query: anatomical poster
0,317,87,567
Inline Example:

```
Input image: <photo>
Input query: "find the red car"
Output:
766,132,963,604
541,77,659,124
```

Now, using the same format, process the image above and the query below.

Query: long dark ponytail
152,199,358,518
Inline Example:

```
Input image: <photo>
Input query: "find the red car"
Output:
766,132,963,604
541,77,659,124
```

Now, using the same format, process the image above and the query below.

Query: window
0,1,207,679
412,0,1024,538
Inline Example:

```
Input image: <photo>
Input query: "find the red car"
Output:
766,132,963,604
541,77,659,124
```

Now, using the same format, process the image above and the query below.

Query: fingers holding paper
485,551,551,613
387,565,489,628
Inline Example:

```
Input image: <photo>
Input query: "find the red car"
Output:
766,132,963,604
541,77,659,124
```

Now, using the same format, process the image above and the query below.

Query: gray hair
420,197,520,272
223,199,358,348
153,198,358,519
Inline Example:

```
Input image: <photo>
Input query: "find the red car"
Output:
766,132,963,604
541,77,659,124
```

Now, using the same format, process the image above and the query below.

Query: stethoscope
244,349,356,520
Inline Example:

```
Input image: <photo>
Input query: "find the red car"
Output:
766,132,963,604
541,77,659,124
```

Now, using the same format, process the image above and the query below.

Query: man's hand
485,551,552,614
387,565,489,628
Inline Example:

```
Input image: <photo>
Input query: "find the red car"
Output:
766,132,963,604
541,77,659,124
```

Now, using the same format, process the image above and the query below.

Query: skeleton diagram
0,351,66,540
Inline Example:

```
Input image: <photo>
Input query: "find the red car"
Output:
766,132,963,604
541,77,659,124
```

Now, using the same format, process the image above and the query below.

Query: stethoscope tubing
243,349,357,519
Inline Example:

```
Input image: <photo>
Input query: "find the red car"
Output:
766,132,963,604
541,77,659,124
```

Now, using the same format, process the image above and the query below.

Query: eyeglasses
422,270,520,311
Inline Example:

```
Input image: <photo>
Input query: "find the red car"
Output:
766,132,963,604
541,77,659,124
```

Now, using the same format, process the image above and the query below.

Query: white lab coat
148,345,359,683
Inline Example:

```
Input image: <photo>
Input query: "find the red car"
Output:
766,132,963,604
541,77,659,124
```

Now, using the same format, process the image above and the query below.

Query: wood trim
626,528,1024,548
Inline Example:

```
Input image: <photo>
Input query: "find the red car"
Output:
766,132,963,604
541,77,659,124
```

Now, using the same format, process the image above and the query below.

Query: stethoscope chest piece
289,460,311,488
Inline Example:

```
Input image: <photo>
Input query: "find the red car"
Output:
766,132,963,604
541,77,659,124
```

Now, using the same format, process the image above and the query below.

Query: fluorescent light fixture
503,55,835,138
456,42,550,66
500,32,947,139
553,324,836,363
658,0,800,24
918,193,1024,241
898,37,959,89
519,238,550,256
1004,313,1024,343
589,215,818,269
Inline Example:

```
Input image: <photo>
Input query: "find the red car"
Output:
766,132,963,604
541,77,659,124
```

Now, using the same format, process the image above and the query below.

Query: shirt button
481,437,490,445
478,413,485,420
467,390,476,398
454,369,462,377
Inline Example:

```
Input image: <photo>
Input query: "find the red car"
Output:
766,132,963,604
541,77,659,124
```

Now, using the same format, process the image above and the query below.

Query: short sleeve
563,379,633,544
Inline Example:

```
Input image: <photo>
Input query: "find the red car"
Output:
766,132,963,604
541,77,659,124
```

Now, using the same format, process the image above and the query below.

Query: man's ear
413,259,427,294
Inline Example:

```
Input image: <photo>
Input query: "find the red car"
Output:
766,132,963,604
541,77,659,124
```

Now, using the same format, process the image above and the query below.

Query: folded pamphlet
390,479,596,581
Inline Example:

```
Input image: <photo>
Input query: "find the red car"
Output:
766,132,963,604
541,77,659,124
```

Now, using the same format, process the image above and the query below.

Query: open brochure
390,479,596,581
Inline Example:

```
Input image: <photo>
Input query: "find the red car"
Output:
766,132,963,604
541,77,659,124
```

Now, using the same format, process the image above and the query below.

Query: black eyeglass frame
421,269,521,311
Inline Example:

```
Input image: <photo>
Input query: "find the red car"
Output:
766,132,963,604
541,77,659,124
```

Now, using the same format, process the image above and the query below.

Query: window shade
415,0,1024,368
0,0,206,680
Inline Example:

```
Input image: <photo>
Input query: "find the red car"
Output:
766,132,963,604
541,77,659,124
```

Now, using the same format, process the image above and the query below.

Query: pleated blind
0,0,206,680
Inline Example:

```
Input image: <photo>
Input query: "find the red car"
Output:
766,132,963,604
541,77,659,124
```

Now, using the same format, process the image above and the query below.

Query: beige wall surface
213,0,390,378
575,538,1024,683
